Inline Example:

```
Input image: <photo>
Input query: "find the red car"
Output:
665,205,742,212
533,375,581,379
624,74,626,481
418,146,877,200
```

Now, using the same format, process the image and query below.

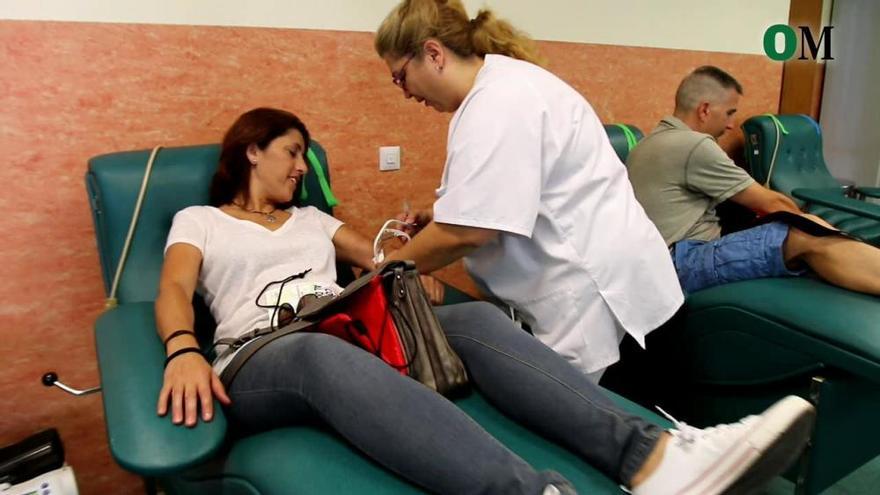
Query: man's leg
783,214,880,295
671,223,804,294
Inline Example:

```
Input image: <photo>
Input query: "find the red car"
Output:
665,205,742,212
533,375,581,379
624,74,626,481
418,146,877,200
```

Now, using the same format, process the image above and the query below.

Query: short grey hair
674,66,743,112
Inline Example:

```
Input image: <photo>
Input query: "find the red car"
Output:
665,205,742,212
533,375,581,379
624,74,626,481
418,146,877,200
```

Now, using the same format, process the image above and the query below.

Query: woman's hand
419,274,446,305
157,352,231,427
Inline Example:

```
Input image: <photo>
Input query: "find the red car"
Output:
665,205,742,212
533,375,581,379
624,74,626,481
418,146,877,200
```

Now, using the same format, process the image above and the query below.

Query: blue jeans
672,222,806,294
226,302,662,494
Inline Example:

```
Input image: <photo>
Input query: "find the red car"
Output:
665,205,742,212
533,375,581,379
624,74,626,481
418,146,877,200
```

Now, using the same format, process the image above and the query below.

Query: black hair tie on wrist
164,329,196,347
165,347,203,368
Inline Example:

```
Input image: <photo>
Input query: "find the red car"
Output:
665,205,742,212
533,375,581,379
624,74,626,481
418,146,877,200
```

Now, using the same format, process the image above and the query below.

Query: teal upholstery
682,279,880,384
741,114,880,244
87,143,668,494
603,124,644,163
856,186,880,199
603,113,880,493
603,276,880,494
678,278,880,494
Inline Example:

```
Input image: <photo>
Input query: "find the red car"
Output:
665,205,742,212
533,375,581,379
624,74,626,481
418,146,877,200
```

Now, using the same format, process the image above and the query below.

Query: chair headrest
603,124,644,164
86,141,333,304
741,114,838,197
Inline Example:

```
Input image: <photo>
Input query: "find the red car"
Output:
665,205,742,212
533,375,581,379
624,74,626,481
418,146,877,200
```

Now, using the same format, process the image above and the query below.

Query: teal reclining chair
86,142,670,494
603,123,644,164
741,114,880,245
602,116,880,493
650,279,880,494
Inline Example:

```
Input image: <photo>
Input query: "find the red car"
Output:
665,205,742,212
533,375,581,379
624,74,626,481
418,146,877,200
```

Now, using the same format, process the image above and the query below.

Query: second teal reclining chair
601,119,880,494
87,141,669,494
741,114,880,244
603,123,644,164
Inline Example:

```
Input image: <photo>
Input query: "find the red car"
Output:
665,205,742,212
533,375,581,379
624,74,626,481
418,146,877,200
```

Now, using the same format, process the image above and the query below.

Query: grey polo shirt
626,116,754,245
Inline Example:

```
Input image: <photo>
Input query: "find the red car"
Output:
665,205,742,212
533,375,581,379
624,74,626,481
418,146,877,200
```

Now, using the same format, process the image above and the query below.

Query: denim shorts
671,222,806,294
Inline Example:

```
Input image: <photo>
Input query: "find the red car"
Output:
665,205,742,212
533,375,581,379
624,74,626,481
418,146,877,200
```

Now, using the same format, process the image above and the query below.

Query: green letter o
764,24,796,61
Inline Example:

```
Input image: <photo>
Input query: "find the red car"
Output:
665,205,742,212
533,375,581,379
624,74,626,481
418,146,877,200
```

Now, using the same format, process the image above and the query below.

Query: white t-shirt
434,55,684,373
165,205,344,373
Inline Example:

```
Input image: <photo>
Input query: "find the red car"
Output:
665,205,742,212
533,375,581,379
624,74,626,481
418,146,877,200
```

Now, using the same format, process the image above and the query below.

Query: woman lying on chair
155,107,815,495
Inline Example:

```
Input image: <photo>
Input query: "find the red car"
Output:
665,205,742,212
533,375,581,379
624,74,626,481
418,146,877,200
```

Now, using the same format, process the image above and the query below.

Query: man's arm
729,183,802,215
384,221,497,273
685,139,800,216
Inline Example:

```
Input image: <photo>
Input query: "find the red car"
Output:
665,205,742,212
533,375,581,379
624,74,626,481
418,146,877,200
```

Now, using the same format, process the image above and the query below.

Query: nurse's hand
419,274,445,305
397,209,433,236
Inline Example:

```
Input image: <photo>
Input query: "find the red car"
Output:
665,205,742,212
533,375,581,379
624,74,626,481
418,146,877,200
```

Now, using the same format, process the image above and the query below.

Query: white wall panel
1,0,790,55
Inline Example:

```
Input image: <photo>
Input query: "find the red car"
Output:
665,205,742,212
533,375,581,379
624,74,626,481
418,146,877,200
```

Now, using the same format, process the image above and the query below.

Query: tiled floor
763,455,880,494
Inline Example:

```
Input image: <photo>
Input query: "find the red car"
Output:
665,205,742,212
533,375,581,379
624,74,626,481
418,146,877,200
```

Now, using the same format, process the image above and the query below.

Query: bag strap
105,146,162,310
213,326,276,354
219,319,317,388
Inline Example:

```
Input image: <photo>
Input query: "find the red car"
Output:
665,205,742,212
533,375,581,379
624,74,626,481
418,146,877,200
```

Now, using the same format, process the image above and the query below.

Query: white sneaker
632,395,815,495
543,485,561,495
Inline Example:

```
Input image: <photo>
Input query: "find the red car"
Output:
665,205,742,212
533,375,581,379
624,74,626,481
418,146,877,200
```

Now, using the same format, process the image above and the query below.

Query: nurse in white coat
376,0,683,378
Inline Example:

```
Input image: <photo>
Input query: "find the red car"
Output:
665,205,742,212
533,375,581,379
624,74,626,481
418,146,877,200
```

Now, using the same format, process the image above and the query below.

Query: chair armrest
95,302,227,476
792,187,880,222
855,187,880,199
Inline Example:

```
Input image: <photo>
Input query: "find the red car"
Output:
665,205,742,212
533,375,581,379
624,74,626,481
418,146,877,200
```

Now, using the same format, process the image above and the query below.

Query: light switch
379,146,401,171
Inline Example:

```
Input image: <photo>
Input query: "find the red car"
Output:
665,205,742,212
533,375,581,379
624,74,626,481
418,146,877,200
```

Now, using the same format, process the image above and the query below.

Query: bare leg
783,214,880,295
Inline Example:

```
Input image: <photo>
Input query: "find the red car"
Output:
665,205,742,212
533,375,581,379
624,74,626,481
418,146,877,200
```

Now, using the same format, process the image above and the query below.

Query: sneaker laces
655,406,757,452
656,406,700,445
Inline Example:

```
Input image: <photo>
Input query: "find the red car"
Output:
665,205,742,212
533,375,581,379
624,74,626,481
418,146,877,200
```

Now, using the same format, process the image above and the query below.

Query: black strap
163,329,196,347
212,326,277,353
219,319,317,388
164,347,202,368
755,211,866,243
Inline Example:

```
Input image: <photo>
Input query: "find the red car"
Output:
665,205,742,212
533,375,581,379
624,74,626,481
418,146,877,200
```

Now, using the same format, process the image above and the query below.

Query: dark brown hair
209,107,311,207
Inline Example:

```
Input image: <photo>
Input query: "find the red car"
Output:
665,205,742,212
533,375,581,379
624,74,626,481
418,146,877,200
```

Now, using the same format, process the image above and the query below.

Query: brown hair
375,0,545,66
675,66,743,112
210,108,311,208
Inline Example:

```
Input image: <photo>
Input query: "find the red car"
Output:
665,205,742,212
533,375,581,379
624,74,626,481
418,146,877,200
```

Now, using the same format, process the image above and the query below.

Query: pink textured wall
0,21,781,493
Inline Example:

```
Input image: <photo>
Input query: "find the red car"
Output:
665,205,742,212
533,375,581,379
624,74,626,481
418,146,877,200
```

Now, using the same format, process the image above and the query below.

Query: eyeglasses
391,54,415,89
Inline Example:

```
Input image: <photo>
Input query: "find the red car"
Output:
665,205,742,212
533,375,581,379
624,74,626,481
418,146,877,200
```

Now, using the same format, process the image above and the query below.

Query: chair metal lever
41,372,101,396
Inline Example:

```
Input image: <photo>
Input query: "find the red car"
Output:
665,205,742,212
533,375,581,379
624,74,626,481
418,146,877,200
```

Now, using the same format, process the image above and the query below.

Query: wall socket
379,146,401,171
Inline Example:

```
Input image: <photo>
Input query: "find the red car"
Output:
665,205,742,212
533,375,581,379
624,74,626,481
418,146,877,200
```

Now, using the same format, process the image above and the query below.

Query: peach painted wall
0,21,782,494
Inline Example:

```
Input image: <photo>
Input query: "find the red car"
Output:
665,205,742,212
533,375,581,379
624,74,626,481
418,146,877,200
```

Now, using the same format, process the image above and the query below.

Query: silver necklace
234,203,278,223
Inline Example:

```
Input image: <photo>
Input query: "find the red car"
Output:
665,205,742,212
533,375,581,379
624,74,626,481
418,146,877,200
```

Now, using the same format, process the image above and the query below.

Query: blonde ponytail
468,9,545,66
375,0,545,66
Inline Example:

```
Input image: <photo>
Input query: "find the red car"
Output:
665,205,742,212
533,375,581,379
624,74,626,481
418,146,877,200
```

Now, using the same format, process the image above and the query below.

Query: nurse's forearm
385,221,496,273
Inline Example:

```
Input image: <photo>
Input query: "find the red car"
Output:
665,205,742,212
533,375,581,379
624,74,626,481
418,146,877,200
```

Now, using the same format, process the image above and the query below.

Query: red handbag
219,261,469,396
313,276,410,375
